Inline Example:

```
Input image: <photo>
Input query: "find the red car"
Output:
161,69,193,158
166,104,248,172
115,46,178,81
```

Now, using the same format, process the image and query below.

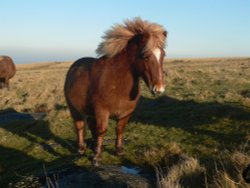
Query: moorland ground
0,58,250,187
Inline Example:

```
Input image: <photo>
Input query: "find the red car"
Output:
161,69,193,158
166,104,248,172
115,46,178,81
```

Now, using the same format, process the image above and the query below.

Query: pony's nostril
152,86,157,94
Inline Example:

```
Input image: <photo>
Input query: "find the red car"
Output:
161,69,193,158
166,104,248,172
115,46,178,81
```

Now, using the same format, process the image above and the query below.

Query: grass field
0,58,250,187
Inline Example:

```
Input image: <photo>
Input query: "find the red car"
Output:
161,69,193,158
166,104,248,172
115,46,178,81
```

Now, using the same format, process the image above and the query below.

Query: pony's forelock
96,17,167,57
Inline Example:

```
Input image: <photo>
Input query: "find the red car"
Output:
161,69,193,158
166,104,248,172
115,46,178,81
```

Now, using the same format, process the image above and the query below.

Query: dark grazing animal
64,18,167,166
0,56,16,89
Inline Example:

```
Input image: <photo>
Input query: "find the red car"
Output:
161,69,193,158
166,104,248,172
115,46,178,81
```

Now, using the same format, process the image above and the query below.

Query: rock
36,165,152,188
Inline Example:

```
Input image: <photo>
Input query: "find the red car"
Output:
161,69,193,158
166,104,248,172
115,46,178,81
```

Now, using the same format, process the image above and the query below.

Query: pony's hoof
78,144,86,155
78,149,85,155
92,159,100,167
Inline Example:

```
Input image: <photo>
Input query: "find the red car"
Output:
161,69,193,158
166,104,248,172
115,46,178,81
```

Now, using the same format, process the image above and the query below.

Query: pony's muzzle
152,85,165,94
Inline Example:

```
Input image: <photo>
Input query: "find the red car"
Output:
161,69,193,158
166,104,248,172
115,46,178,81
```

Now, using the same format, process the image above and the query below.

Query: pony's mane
96,17,167,57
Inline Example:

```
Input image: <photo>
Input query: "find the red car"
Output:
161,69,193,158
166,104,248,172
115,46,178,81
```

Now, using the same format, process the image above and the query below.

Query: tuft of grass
151,143,204,188
210,143,250,188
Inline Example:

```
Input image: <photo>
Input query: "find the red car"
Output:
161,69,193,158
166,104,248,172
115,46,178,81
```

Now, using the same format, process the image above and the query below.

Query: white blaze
153,48,161,63
153,48,165,93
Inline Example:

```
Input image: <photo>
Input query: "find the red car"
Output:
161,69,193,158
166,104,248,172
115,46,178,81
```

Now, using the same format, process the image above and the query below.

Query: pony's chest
92,76,140,117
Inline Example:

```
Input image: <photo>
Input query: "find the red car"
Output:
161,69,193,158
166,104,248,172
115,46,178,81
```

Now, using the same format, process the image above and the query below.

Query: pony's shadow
0,108,76,157
131,95,250,147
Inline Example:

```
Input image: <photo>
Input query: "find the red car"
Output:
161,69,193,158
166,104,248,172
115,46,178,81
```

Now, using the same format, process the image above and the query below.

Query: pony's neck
111,51,141,100
124,50,141,99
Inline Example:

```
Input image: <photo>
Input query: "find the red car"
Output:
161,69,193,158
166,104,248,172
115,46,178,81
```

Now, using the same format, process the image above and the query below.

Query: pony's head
130,31,166,94
96,17,167,94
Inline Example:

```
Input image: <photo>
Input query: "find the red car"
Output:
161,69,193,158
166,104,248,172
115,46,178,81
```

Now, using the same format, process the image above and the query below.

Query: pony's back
64,57,96,90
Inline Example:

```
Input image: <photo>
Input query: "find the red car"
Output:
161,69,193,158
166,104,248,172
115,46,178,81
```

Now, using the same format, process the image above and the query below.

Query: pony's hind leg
68,104,86,155
0,78,5,89
116,116,130,156
74,120,85,155
5,78,10,90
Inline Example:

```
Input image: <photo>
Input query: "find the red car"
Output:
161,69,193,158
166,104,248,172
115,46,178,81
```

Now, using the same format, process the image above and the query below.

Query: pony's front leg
116,116,130,156
93,112,109,166
74,120,85,155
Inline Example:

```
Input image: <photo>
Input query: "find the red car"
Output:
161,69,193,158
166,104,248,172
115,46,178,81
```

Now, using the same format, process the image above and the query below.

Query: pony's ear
163,30,167,38
134,32,150,51
127,32,150,55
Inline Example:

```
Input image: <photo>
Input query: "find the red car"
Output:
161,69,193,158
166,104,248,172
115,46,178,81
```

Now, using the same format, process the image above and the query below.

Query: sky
0,0,250,64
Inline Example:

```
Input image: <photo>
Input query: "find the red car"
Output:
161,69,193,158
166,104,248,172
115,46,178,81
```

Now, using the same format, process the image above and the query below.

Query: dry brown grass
0,61,72,115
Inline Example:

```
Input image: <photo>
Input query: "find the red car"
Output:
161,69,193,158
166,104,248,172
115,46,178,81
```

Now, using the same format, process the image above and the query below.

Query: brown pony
64,17,167,166
0,56,16,89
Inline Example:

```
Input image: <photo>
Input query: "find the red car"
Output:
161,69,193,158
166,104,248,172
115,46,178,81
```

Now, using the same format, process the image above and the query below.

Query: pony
0,56,16,89
64,17,167,166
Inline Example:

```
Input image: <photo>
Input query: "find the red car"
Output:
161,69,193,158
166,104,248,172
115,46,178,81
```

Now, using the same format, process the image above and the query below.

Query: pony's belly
110,100,138,119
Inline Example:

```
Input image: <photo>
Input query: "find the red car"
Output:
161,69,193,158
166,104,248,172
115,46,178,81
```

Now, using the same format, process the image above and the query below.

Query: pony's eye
144,57,149,61
139,53,149,61
163,51,166,57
